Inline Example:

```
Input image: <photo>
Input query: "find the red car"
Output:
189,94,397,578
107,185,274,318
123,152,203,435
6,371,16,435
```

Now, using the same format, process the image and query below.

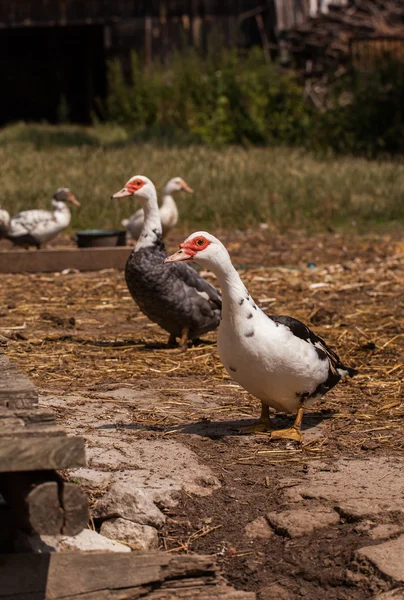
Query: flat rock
92,482,166,527
20,529,131,553
374,591,404,599
370,524,404,540
70,468,112,490
42,392,221,529
258,584,291,599
357,534,404,583
282,458,404,520
100,518,158,550
267,507,339,538
244,517,274,540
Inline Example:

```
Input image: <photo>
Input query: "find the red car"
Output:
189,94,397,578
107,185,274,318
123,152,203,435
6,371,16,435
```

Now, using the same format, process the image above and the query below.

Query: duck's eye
196,238,205,246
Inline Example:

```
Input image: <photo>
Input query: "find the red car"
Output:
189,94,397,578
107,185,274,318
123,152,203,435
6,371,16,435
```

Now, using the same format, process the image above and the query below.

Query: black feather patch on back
269,314,357,399
125,238,221,340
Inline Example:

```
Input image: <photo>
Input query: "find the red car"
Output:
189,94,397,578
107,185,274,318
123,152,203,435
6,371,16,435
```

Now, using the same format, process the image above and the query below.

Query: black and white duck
122,177,193,240
165,231,358,441
0,207,10,238
112,176,221,349
6,188,80,249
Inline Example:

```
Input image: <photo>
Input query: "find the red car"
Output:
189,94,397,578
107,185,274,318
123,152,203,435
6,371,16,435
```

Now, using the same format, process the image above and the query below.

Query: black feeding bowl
76,229,127,248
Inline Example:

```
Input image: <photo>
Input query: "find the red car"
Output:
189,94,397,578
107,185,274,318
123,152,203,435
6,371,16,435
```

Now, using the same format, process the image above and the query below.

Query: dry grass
0,230,403,458
0,123,403,233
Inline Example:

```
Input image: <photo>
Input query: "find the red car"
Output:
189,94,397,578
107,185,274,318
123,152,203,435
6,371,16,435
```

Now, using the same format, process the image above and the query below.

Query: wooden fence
351,36,404,70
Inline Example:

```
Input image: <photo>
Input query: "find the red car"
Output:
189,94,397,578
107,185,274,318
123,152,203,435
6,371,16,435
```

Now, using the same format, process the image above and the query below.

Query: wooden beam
0,472,88,536
0,247,131,274
0,354,37,409
61,483,89,536
0,436,86,473
0,553,256,599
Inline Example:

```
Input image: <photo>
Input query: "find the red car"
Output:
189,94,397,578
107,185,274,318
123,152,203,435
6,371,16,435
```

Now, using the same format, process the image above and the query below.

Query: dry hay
0,230,403,461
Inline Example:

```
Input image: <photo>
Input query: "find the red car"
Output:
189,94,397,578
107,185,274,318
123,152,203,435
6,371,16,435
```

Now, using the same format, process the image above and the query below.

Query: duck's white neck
203,253,250,313
52,200,71,226
161,192,176,209
135,190,163,250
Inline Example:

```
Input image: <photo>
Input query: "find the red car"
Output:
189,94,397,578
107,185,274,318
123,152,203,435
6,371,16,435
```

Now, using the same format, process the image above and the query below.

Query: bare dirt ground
1,230,403,599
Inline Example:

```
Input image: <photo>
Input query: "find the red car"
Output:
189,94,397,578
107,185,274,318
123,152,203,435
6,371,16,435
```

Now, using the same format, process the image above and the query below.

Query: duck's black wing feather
125,236,221,339
172,261,222,310
268,315,358,398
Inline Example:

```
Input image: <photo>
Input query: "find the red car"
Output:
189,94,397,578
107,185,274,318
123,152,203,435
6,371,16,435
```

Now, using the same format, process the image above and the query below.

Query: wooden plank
0,354,38,409
0,472,88,536
0,247,131,274
0,407,64,437
0,552,256,599
0,407,56,428
0,436,86,472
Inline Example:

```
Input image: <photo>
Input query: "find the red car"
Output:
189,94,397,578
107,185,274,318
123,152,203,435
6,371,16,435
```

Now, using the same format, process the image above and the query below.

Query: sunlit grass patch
0,123,402,234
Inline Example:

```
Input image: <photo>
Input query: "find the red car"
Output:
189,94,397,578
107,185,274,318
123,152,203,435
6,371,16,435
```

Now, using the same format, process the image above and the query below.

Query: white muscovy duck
121,177,193,240
165,231,358,441
112,176,221,349
0,207,10,238
6,188,80,249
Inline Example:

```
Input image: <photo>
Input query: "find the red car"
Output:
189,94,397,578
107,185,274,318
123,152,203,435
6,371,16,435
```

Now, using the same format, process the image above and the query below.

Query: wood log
0,247,130,275
0,354,37,409
61,483,89,536
0,553,256,600
0,436,86,473
0,472,88,536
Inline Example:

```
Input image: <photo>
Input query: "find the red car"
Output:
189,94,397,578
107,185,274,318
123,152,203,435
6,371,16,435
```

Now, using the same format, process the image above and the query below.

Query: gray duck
112,175,221,349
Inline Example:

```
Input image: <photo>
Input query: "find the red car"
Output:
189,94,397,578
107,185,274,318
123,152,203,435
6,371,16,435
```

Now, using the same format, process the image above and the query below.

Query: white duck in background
112,176,221,349
165,232,358,442
0,208,10,238
121,177,193,240
6,188,80,249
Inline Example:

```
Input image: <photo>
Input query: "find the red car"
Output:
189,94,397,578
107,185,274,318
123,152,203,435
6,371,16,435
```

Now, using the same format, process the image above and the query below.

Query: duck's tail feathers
338,366,359,379
121,218,129,228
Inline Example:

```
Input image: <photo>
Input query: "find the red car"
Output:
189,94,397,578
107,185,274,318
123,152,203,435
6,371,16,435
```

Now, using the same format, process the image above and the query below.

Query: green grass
0,122,403,234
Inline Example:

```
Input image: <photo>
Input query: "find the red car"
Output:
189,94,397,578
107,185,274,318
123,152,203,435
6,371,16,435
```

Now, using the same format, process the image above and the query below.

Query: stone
92,482,166,528
244,517,273,540
370,524,404,540
282,458,404,521
357,534,404,583
374,591,404,599
267,507,340,538
19,529,131,553
69,468,112,490
41,395,221,514
258,584,291,600
100,518,158,550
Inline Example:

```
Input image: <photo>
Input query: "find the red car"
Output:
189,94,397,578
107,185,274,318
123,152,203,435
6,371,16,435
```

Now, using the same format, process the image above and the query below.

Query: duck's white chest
217,303,329,414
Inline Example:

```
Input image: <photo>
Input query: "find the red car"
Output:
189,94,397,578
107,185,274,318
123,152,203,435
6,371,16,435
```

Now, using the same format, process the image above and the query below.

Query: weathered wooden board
0,553,256,599
61,483,89,536
0,247,131,274
0,472,88,536
0,354,38,409
0,436,86,472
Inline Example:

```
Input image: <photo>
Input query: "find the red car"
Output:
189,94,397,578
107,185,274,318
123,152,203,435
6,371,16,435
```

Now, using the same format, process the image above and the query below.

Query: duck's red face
112,178,146,199
165,235,211,263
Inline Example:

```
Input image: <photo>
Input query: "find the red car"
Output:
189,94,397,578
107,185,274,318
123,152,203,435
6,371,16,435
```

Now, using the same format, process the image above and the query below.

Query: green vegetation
105,47,311,147
0,122,403,233
104,48,404,157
